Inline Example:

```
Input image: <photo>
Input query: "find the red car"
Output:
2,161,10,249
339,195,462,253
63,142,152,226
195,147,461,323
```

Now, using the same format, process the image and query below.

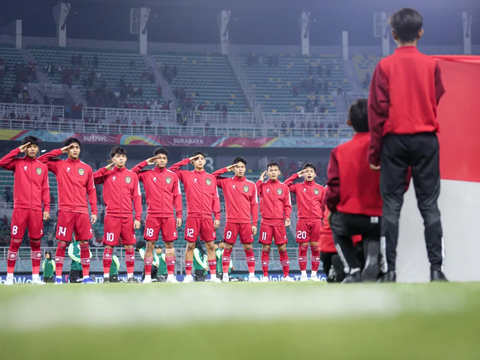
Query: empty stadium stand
352,54,381,90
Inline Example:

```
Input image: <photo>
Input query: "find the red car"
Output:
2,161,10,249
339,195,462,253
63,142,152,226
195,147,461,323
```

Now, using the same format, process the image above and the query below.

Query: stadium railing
264,112,348,123
0,103,65,119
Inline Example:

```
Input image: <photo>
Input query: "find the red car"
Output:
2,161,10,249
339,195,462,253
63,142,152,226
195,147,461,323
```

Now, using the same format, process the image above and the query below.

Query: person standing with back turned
368,8,447,282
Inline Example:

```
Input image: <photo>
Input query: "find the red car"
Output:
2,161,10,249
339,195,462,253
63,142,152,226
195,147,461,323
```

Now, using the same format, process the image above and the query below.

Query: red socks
311,244,320,272
298,244,308,272
244,248,256,274
103,247,113,275
222,248,232,274
261,250,270,277
30,240,42,276
279,250,290,277
55,241,67,277
125,248,135,275
7,238,22,274
80,242,90,278
185,261,193,275
208,259,217,275
144,256,153,276
166,256,175,275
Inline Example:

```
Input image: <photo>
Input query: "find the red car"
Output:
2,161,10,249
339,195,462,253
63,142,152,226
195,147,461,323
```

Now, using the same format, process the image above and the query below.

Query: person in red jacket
212,157,259,283
284,163,325,282
131,147,182,283
169,152,221,283
326,99,381,283
39,138,97,284
0,136,50,285
368,8,447,283
93,146,142,283
256,162,294,282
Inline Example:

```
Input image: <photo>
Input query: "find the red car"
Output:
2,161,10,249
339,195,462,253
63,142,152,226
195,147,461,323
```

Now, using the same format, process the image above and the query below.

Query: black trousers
194,269,206,282
381,133,443,272
330,212,380,273
69,269,83,283
142,265,159,281
44,276,54,283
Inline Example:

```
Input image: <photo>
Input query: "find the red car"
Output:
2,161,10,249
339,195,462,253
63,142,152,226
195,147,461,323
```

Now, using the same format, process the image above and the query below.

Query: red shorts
144,216,178,242
223,222,253,244
11,208,43,240
56,211,92,241
185,217,216,242
103,216,137,246
296,219,322,243
259,223,288,246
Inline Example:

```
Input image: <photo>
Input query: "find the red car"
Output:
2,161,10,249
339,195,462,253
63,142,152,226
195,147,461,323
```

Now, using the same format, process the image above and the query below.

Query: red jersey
93,166,142,220
212,168,258,225
169,158,220,220
38,149,97,215
131,161,182,218
326,132,382,217
368,46,445,166
255,179,292,225
0,148,50,212
319,206,361,253
284,173,325,220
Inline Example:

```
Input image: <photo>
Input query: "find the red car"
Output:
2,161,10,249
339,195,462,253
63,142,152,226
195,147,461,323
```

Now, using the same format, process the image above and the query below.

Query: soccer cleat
431,270,449,282
362,241,381,282
167,275,179,283
249,276,260,283
222,274,229,283
377,270,396,283
103,277,111,284
183,275,193,283
31,278,46,285
332,255,346,283
142,277,152,284
55,277,63,285
127,277,136,283
283,276,295,282
4,277,14,286
342,271,362,284
310,275,321,282
300,274,309,282
261,276,270,282
82,277,95,284
213,278,222,283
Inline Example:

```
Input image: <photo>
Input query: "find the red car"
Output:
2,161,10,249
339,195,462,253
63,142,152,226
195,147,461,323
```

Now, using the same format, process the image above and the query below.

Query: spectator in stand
222,104,228,122
301,122,306,130
74,68,80,81
289,120,295,130
320,105,326,114
327,122,333,136
326,64,332,77
157,85,162,97
93,55,99,69
215,102,220,111
293,86,298,97
281,121,287,135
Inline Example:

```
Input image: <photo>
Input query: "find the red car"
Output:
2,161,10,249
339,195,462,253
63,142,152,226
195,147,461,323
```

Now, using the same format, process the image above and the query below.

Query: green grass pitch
1,282,479,360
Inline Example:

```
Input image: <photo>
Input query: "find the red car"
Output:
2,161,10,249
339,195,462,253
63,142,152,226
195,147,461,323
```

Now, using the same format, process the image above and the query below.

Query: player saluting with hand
131,147,182,283
256,163,295,282
169,152,221,283
94,146,142,284
39,138,97,284
0,137,50,285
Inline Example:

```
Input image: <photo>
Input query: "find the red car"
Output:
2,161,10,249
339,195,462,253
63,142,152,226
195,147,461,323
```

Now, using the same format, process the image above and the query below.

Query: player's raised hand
105,161,115,170
61,143,74,153
43,211,50,221
226,164,237,172
146,155,159,166
134,220,141,230
214,220,220,230
91,214,97,225
189,154,201,162
285,218,291,227
176,218,182,228
251,225,257,236
18,142,31,153
259,171,267,182
297,169,306,177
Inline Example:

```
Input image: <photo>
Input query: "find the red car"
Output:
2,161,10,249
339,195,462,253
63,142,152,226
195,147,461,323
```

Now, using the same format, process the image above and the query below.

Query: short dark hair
64,137,81,148
153,147,168,156
348,98,369,133
389,8,423,43
155,245,163,249
232,157,247,166
191,151,205,158
135,240,146,250
302,163,316,172
110,146,127,158
267,162,280,170
22,136,39,146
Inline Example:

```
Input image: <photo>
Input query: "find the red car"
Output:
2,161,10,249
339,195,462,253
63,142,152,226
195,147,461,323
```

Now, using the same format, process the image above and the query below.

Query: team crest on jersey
277,188,283,195
36,167,42,175
125,176,132,184
78,168,85,176
206,178,212,186
166,177,172,184
243,185,249,193
314,189,320,195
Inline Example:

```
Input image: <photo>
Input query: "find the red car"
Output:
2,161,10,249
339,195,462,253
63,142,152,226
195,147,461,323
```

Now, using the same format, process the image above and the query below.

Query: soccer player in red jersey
131,147,182,283
284,163,325,281
212,157,259,283
169,152,221,283
93,147,142,283
39,138,97,284
256,163,294,282
0,137,50,285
